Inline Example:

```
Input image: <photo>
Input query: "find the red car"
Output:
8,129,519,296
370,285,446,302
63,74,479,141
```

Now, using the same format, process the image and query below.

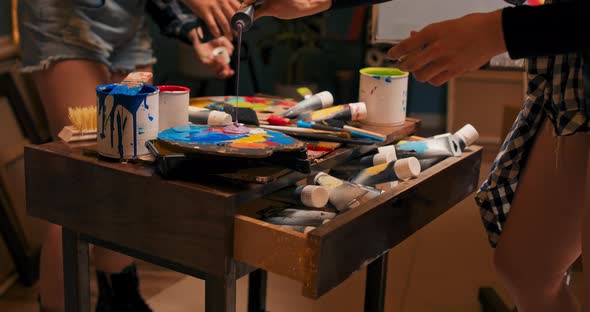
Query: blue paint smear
205,104,225,111
397,141,428,154
148,114,154,121
97,84,157,159
372,76,381,80
385,77,392,83
158,125,296,146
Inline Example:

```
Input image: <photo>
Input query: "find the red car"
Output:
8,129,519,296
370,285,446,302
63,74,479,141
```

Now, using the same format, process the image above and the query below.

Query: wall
0,1,10,36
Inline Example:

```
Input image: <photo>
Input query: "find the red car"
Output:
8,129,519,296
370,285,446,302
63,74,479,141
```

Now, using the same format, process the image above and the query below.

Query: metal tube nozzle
231,1,264,32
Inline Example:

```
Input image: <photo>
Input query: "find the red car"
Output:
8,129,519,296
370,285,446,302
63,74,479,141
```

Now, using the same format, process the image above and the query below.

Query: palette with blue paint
157,124,306,158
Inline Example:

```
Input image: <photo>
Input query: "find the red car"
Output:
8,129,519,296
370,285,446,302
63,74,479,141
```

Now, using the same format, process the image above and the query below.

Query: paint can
97,83,159,159
358,67,408,126
158,85,190,131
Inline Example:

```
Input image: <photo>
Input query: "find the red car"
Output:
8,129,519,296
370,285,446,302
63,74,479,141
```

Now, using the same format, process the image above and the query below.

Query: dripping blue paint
148,114,154,121
97,83,157,159
372,76,381,80
158,125,297,146
385,77,392,83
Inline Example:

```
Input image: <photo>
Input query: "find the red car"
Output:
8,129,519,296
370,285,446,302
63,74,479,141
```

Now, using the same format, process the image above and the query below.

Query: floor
1,148,580,312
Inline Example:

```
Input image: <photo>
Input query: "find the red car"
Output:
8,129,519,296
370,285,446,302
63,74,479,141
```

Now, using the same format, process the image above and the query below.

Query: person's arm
145,0,198,45
502,1,590,59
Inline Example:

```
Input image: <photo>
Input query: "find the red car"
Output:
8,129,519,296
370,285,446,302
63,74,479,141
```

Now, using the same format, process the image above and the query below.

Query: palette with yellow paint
157,124,306,158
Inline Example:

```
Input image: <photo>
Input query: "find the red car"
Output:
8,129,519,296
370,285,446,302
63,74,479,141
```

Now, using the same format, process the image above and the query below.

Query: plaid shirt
475,0,590,247
146,0,199,45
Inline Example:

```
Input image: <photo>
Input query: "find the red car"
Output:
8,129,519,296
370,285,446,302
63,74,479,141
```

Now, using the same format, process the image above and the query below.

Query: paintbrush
109,72,153,96
57,106,97,142
260,125,376,145
297,120,384,142
320,119,387,141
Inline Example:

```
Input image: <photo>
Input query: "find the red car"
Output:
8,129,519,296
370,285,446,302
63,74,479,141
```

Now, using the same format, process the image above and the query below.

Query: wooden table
24,121,482,312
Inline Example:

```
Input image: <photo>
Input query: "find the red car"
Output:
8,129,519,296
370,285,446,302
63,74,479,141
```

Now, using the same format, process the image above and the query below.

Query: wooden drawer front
234,147,482,299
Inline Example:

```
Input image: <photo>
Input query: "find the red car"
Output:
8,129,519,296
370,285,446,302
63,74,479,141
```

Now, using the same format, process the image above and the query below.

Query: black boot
95,264,152,312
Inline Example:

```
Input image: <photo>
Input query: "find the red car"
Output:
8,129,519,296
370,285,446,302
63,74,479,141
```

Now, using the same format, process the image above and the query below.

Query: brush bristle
68,106,97,131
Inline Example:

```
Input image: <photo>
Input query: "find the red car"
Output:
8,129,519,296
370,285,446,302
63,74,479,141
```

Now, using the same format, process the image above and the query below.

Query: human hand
182,0,241,38
189,28,235,79
240,0,332,20
387,10,506,86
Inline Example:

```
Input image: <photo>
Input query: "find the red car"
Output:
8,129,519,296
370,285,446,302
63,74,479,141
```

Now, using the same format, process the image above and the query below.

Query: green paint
360,67,407,77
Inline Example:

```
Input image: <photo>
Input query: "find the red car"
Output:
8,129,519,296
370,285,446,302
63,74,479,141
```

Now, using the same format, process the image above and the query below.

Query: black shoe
95,264,152,312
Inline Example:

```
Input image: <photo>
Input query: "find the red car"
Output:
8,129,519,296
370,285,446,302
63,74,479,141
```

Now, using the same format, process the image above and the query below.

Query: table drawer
234,147,482,299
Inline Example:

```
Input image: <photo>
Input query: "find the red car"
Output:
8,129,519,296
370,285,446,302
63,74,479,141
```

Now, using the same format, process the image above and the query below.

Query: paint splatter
148,114,154,121
385,77,392,83
372,76,381,80
370,86,377,95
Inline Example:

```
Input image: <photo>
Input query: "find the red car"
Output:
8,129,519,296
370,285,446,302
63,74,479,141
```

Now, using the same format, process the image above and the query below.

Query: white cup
157,85,190,131
358,67,409,126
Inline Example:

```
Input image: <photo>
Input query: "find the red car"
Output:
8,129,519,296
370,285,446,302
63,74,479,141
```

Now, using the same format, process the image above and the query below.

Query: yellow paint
310,105,347,120
232,133,268,143
362,163,388,176
360,67,408,76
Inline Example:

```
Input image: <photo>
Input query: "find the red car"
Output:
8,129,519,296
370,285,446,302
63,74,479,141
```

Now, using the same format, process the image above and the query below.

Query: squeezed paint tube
280,225,316,233
188,107,232,126
358,151,397,167
281,91,334,118
314,172,382,212
395,136,461,159
299,102,367,122
294,185,330,208
432,124,479,152
262,209,336,226
350,157,421,186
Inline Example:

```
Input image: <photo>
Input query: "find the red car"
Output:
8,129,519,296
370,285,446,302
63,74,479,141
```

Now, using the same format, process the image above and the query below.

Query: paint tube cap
393,157,421,180
299,185,330,208
377,145,396,155
349,102,368,121
315,91,334,108
313,172,329,184
212,47,231,65
455,124,479,147
208,111,233,125
373,151,397,165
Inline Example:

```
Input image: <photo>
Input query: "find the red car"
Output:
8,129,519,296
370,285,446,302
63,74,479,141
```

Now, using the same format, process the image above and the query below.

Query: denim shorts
19,0,157,73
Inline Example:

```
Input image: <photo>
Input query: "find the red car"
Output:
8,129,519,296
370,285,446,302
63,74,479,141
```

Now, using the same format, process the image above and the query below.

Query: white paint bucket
157,85,190,131
96,83,159,159
358,67,408,126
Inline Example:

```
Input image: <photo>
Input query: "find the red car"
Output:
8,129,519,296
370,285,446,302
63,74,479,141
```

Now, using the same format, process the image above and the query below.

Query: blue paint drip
385,77,392,83
372,76,381,80
148,114,154,121
397,141,428,154
97,84,153,159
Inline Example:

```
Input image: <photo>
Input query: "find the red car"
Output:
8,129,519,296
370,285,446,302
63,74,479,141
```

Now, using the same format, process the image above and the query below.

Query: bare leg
494,120,590,312
583,148,590,312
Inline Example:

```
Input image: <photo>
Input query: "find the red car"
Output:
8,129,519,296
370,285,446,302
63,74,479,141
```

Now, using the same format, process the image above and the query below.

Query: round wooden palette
157,125,306,158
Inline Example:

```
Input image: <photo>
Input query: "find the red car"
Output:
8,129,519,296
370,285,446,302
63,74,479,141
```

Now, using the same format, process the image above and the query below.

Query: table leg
62,227,90,312
248,269,267,312
205,276,237,312
364,252,389,312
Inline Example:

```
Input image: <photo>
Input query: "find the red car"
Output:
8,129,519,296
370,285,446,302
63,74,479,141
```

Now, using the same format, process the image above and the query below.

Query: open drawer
234,146,482,299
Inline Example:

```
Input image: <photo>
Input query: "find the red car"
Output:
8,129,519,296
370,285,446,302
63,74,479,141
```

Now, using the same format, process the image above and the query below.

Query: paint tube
262,209,336,226
418,158,445,171
358,151,397,167
395,136,461,159
314,172,382,212
188,108,232,126
294,185,330,208
279,225,316,233
432,124,479,152
350,157,421,186
299,102,367,122
281,91,334,118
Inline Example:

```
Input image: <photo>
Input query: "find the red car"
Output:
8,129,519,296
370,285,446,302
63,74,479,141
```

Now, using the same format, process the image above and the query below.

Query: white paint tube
299,102,367,122
294,185,330,208
395,136,461,159
314,172,382,212
188,107,232,126
262,209,336,226
281,91,334,118
350,157,421,186
358,151,397,167
418,158,445,171
279,225,316,233
432,124,479,152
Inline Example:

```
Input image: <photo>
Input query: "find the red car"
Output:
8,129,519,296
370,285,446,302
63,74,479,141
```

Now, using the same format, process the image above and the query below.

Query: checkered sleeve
145,0,199,45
